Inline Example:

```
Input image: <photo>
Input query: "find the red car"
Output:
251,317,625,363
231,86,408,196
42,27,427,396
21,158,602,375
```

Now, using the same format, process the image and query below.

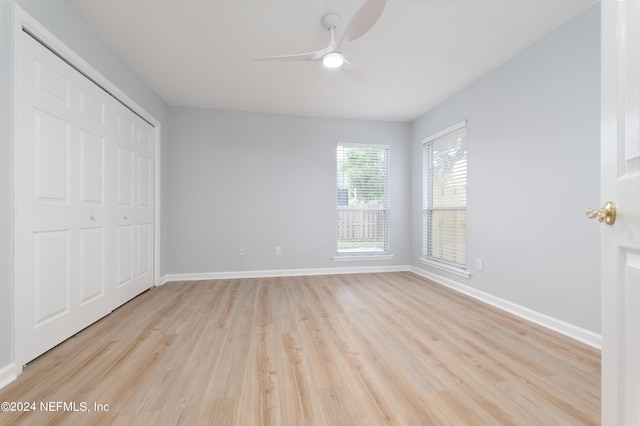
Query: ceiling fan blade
253,46,329,62
339,0,387,45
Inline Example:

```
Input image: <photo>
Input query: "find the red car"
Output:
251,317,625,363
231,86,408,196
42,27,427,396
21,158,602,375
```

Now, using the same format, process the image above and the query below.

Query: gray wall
411,5,601,332
167,108,411,274
0,0,168,369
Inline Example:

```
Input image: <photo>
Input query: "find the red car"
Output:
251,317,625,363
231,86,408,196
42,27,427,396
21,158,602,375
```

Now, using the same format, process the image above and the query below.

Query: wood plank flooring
0,272,600,425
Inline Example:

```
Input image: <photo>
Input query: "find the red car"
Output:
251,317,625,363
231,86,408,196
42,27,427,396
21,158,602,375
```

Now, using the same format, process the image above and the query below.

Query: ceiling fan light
323,52,344,68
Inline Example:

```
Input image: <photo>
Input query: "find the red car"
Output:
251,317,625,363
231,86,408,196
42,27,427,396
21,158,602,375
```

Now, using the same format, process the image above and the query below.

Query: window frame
421,121,469,277
334,143,391,260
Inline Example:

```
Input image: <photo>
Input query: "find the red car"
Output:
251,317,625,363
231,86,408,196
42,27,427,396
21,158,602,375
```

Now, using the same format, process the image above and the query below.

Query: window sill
333,254,395,262
419,258,471,279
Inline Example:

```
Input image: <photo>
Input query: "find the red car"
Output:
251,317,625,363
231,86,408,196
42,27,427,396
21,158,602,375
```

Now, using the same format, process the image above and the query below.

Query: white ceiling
67,0,598,122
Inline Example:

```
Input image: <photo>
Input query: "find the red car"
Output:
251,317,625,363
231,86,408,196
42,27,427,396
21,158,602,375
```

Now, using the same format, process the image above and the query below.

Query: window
336,144,390,255
422,122,467,271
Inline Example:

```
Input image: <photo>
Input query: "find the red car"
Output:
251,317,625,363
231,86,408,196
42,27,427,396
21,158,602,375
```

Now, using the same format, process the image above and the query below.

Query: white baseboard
410,266,602,350
0,363,19,390
157,274,170,286
165,265,410,283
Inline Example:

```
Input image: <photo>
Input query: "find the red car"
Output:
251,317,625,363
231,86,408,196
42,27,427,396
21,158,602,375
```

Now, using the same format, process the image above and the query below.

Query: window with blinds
422,122,467,269
336,144,390,255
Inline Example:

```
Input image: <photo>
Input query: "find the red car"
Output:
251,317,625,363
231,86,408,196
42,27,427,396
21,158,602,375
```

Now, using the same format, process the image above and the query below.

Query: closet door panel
137,223,152,278
33,110,70,203
112,105,136,308
112,105,155,304
137,154,151,209
20,35,77,363
116,224,134,286
135,126,153,284
75,74,112,327
79,130,104,204
116,146,134,208
78,227,105,304
33,230,71,325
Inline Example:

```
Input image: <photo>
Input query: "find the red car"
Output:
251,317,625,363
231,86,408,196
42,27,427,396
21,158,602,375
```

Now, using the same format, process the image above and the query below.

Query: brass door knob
586,201,616,225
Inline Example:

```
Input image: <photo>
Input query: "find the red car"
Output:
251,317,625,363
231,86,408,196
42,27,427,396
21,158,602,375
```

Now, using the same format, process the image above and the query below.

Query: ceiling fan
254,0,387,69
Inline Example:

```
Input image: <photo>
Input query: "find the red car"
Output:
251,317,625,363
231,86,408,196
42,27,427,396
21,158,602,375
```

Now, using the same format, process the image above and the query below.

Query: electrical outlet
275,246,282,256
238,248,245,257
476,258,483,271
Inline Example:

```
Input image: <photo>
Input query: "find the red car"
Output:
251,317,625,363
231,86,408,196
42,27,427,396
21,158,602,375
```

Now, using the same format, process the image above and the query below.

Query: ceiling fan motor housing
321,13,342,30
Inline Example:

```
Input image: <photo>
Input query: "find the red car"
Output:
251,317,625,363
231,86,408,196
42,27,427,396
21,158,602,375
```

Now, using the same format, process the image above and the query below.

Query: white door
19,32,112,362
18,29,155,364
600,1,640,425
133,119,155,291
74,63,114,329
111,104,154,308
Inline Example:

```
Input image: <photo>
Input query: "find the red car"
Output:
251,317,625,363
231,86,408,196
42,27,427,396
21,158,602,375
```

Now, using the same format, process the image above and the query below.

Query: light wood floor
0,272,600,425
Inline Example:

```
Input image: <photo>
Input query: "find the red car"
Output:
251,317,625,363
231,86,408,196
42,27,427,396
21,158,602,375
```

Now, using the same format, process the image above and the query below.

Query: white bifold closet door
111,94,154,309
18,31,154,364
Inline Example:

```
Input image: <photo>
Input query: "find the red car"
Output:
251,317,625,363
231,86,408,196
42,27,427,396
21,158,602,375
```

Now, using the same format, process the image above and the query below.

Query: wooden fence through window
337,205,387,244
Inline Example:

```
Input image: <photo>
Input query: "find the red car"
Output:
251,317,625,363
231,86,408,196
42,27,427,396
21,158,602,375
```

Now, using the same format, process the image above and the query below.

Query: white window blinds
336,144,390,255
422,123,467,268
